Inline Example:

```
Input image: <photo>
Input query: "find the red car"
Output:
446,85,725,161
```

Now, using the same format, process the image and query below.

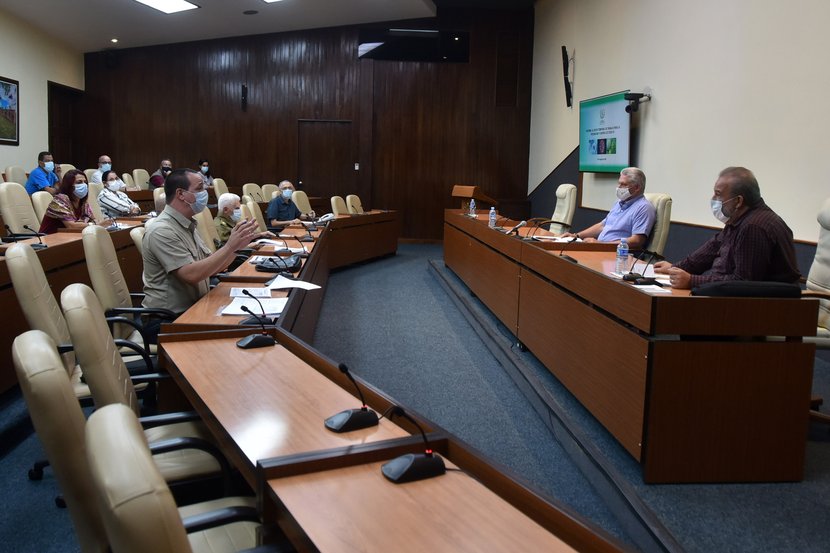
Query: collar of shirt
725,199,766,228
162,205,197,232
617,193,642,210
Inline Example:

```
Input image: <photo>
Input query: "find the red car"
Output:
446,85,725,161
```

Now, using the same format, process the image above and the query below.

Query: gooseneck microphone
506,220,527,236
22,225,48,250
298,225,315,243
623,250,662,286
381,406,446,484
236,290,276,349
324,363,380,433
558,235,579,264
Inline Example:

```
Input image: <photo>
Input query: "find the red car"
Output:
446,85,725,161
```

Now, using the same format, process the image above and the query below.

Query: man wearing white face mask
98,170,141,217
564,167,655,250
266,180,304,227
214,192,243,248
654,167,799,289
142,169,261,339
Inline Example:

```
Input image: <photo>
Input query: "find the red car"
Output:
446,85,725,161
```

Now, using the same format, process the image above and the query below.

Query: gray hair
620,167,646,192
218,192,240,213
718,166,762,207
278,180,294,189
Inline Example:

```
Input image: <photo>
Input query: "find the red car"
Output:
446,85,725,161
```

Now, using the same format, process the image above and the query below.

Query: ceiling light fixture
262,0,286,3
111,38,119,43
133,0,199,15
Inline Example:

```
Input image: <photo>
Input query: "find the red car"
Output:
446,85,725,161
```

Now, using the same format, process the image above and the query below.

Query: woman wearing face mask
213,192,243,248
197,158,214,188
98,170,141,218
39,170,106,234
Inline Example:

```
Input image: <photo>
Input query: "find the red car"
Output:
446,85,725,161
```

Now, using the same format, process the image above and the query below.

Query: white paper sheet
221,297,288,316
267,274,321,291
229,287,272,298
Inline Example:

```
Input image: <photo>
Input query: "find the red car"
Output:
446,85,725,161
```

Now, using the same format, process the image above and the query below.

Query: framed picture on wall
0,76,20,146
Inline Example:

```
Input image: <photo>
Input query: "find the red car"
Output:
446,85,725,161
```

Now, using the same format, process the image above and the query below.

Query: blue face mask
43,161,55,173
281,189,292,200
100,163,112,172
231,207,242,222
74,183,89,199
200,166,209,174
185,189,209,213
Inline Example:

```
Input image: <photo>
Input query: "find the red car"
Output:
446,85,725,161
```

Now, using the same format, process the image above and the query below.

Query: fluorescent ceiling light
133,0,199,14
262,0,286,3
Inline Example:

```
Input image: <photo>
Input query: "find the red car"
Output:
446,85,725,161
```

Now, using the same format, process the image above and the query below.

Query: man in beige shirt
142,169,259,340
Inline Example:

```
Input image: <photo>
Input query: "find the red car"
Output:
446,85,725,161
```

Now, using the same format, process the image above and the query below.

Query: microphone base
298,235,314,242
324,408,379,433
633,277,662,286
622,272,644,282
236,334,276,349
31,243,48,250
559,254,578,264
382,453,446,484
239,315,276,326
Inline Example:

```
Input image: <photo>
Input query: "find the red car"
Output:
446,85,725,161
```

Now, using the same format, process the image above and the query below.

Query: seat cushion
145,421,221,482
188,521,260,553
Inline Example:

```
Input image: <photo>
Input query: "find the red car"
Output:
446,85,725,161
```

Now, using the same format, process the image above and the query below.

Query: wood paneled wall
81,9,533,239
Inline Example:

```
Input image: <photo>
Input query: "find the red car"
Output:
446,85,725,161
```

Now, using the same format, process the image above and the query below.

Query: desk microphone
298,225,315,243
381,406,445,484
22,225,48,250
506,220,526,236
295,237,310,258
236,303,276,349
324,363,379,433
558,235,579,264
623,249,663,285
491,215,510,232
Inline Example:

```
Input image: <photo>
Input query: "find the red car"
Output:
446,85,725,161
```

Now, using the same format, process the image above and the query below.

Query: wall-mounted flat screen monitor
578,91,631,173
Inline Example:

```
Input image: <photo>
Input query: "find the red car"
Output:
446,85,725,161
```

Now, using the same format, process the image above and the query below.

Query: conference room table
444,209,819,483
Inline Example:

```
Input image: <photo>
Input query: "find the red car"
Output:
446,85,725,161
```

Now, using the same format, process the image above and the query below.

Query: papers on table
229,287,272,298
267,274,321,291
532,235,582,242
221,297,288,316
632,284,671,294
253,238,286,247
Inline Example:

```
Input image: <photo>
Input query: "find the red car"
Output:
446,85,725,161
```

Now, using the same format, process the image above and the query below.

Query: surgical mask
281,189,292,200
231,207,242,222
710,196,738,224
43,161,55,173
74,183,88,199
200,166,209,174
100,163,112,172
107,179,122,191
615,187,631,201
185,189,209,213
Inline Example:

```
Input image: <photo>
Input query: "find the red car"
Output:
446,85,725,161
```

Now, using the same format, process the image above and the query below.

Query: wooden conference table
444,210,819,483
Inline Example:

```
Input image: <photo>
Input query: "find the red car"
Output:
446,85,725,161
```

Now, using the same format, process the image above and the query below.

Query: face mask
184,189,209,213
43,161,55,173
107,180,122,191
231,207,242,222
100,163,112,172
710,196,738,224
161,167,172,175
615,186,631,201
201,166,209,174
281,189,292,200
74,183,88,199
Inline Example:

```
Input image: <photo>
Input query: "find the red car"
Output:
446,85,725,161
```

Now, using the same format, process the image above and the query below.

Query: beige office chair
212,177,229,197
192,209,218,253
261,184,278,200
0,181,41,234
133,168,151,190
242,183,263,202
4,165,27,185
548,184,577,234
805,197,830,346
84,168,97,182
61,283,224,483
32,190,53,223
86,404,261,553
12,330,109,553
87,182,105,223
245,197,268,232
153,186,165,204
292,190,313,216
644,192,673,256
346,194,364,215
130,226,146,256
331,195,347,217
121,172,135,189
60,163,77,175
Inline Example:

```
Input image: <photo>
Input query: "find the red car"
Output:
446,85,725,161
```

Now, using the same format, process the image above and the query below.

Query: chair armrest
139,410,199,429
113,338,154,373
803,290,830,300
107,306,177,319
148,436,231,482
56,343,75,355
130,372,169,385
181,506,260,534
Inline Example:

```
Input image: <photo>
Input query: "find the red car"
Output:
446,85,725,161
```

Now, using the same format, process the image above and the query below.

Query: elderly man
566,167,655,250
25,151,60,195
266,180,304,227
90,154,112,184
142,169,260,340
655,167,799,289
214,192,242,247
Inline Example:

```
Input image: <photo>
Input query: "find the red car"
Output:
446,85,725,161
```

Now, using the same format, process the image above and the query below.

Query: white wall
529,0,830,241
0,9,84,178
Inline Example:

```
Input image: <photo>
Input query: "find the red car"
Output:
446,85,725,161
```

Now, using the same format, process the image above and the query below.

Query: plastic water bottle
615,238,629,274
488,207,497,228
469,198,476,217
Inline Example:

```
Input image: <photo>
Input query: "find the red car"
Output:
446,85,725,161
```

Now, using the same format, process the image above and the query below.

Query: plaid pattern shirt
676,200,800,288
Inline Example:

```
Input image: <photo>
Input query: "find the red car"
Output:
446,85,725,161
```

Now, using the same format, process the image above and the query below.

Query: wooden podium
452,184,497,210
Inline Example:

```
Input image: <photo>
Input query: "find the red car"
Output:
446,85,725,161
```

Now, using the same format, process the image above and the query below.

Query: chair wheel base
55,496,66,508
28,468,43,481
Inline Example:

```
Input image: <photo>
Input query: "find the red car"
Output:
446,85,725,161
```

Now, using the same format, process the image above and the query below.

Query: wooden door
48,82,84,167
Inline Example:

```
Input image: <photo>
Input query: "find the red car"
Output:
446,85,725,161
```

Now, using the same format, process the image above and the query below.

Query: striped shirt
98,187,138,217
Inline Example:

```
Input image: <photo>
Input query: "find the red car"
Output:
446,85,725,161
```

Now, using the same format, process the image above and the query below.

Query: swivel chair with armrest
330,195,347,217
547,184,577,234
31,190,53,224
346,194,364,215
242,183,263,202
0,181,41,235
644,192,673,256
805,198,830,423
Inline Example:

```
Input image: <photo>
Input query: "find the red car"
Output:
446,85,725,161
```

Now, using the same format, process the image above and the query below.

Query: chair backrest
807,197,830,334
32,190,53,223
0,181,40,233
331,195,347,217
212,177,229,196
240,203,253,223
60,163,77,175
130,226,145,257
242,183,263,202
346,194,364,214
132,169,151,190
153,186,165,204
61,283,140,414
13,330,109,553
82,225,134,339
261,184,278,200
121,173,135,189
86,404,193,553
192,209,218,253
245,197,268,232
84,168,97,182
87,182,105,222
644,192,672,256
549,184,577,234
292,190,313,215
5,243,76,373
4,165,27,185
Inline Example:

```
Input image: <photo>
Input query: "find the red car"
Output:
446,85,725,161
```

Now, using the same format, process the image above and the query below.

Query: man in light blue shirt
566,167,655,250
24,151,60,195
